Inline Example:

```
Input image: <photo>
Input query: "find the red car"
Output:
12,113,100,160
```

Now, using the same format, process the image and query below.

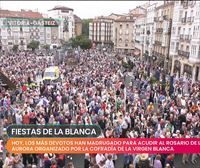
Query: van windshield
44,72,56,77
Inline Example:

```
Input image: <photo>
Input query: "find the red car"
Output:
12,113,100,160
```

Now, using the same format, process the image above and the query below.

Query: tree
69,35,92,50
82,19,92,37
42,44,50,50
12,45,18,52
27,40,40,51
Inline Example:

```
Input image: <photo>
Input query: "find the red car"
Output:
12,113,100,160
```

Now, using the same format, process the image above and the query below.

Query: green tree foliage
82,19,92,37
42,44,50,50
69,35,92,49
27,40,40,51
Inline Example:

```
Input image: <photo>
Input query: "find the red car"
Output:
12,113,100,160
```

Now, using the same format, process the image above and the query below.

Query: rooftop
74,14,82,23
115,15,135,22
48,5,74,12
0,9,43,18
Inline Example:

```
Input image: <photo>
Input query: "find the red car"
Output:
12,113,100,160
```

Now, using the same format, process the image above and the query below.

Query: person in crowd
2,152,14,168
153,155,162,168
105,155,115,168
0,49,200,167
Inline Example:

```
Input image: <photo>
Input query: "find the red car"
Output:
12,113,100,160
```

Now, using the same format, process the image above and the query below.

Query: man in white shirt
96,154,106,165
105,155,114,168
15,111,22,124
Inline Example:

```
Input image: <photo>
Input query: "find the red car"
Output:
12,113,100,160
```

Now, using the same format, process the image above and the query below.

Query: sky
0,1,149,19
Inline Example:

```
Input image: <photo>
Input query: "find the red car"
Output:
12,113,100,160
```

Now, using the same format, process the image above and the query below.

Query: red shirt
23,114,30,124
22,85,27,92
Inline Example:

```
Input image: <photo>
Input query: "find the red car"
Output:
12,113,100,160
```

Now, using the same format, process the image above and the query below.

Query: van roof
45,66,59,72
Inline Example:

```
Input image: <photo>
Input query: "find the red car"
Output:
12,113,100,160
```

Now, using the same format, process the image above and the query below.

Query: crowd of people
0,49,200,168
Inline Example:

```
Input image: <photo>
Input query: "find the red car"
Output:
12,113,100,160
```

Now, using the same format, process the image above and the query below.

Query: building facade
134,14,146,59
170,0,200,81
74,15,82,37
114,15,135,54
143,3,158,62
89,16,114,48
0,9,59,51
48,6,75,41
152,1,174,71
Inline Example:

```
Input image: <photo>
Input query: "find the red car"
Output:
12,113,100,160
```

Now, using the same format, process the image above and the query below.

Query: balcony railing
154,17,159,22
163,15,168,20
178,50,190,59
187,17,194,23
180,34,184,40
155,40,162,45
156,28,163,33
184,35,192,42
181,18,187,23
188,0,195,7
164,28,171,34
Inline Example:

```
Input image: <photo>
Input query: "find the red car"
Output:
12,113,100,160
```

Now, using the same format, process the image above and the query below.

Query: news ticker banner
7,125,101,138
4,125,200,154
6,138,200,154
0,18,61,27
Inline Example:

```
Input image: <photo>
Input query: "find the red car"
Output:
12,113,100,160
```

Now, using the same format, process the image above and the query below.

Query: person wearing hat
136,154,150,168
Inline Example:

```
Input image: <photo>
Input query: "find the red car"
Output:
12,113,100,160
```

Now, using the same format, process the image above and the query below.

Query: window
176,42,179,52
198,46,200,58
189,28,191,35
194,45,197,55
183,28,185,35
193,27,195,36
178,27,181,35
171,42,174,51
179,10,183,21
126,24,129,28
181,44,184,50
186,46,189,52
191,10,194,17
172,27,176,34
184,11,187,18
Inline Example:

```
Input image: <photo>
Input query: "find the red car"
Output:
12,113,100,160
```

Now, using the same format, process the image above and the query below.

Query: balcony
183,1,188,8
181,18,187,24
158,16,163,21
180,34,184,41
163,15,168,20
184,35,192,42
188,0,195,7
154,17,159,22
178,50,190,59
187,17,194,23
164,28,171,34
156,28,163,33
155,40,162,45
